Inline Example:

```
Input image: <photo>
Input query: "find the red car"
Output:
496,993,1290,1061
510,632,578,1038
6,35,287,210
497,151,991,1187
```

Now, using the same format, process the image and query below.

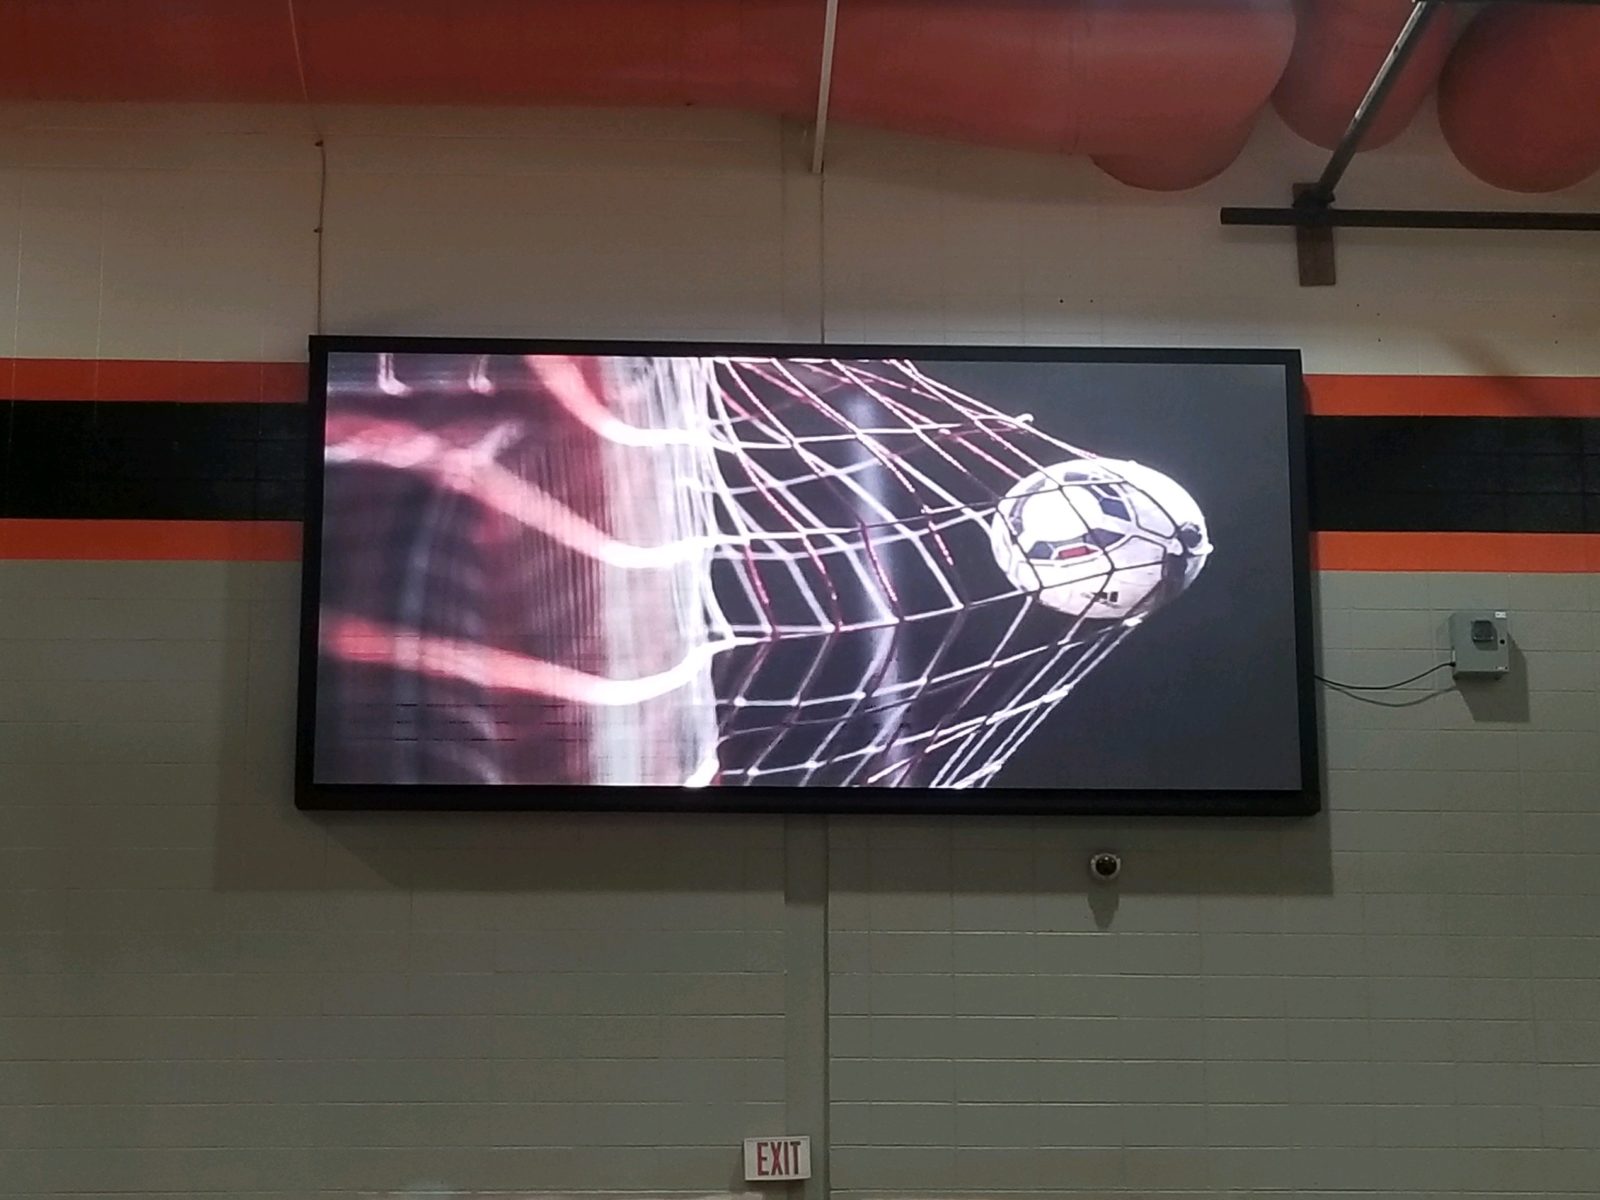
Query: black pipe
1301,0,1443,209
1221,207,1600,231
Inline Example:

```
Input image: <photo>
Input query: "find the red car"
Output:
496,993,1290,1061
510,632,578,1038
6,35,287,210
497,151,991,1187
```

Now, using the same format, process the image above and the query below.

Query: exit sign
743,1136,811,1182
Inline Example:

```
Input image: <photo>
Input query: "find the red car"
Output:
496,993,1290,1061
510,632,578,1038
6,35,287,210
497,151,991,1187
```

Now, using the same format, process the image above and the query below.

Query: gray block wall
2,562,1597,1198
829,570,1600,1198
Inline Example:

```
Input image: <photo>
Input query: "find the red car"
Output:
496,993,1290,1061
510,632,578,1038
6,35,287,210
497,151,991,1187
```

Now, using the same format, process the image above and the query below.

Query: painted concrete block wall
0,560,792,1197
829,571,1600,1198
1,103,1598,1198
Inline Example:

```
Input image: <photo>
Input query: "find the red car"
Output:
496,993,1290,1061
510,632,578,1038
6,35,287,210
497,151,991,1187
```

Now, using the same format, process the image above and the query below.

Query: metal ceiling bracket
1283,1,1440,286
1223,197,1600,288
1222,208,1600,231
1222,0,1600,285
1289,185,1337,287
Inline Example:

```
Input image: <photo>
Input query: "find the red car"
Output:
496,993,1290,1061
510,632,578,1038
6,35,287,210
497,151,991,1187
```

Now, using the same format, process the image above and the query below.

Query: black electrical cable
314,137,327,335
1315,661,1455,691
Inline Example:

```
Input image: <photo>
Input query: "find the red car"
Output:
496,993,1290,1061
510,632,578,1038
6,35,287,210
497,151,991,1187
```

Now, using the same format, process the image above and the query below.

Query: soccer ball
989,458,1212,619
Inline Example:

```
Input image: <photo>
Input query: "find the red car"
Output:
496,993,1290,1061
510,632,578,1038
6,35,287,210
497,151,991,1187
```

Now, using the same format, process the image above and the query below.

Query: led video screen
297,339,1316,814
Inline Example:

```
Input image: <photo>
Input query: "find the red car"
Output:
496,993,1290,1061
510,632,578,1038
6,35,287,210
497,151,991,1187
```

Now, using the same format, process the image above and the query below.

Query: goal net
315,352,1202,790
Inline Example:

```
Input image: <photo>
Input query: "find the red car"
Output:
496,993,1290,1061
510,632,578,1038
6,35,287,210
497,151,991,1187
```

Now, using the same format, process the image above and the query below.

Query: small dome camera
1088,851,1122,883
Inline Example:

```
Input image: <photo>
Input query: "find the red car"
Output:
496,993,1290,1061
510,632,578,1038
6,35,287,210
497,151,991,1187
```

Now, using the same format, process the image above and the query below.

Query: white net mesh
698,358,1157,788
316,352,1207,790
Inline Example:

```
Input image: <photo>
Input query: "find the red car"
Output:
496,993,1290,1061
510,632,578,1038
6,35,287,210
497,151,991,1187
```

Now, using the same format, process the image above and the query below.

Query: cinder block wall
829,568,1599,1198
1,104,1597,1199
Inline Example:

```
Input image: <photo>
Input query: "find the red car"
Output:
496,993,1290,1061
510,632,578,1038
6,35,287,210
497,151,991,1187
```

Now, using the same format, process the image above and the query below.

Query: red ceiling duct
0,0,1294,191
294,1,825,111
1272,0,1454,152
1438,4,1600,193
0,0,304,102
826,1,1295,188
1093,119,1258,193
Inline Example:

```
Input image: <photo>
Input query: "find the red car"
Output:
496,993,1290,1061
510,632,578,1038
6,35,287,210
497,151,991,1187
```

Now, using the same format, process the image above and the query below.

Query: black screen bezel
295,336,1319,816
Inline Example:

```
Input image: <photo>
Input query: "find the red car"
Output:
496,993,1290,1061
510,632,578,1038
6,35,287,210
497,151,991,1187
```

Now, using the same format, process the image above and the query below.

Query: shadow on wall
1443,336,1595,417
1460,641,1531,724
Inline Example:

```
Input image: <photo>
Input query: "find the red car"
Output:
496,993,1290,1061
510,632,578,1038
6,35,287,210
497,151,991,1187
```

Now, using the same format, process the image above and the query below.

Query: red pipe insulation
1272,0,1454,153
0,0,1293,190
4,1,1595,192
1438,4,1600,193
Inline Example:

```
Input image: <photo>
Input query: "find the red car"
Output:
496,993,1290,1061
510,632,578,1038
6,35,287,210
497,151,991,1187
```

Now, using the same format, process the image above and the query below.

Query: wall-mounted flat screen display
298,338,1316,814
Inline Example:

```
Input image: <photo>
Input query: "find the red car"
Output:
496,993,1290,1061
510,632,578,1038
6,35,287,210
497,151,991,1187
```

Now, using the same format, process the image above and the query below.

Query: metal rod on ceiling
811,0,840,174
1301,0,1443,209
1221,207,1600,231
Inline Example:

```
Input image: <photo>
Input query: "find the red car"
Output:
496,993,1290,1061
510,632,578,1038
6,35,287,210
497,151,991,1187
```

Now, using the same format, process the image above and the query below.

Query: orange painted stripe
1307,374,1600,418
0,358,306,403
0,520,301,561
1315,531,1600,572
1,521,1595,572
2,359,1598,417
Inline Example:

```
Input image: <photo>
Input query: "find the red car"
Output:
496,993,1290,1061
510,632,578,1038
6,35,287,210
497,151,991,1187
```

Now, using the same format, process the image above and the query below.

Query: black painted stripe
2,401,306,521
1309,417,1600,533
5,402,1600,532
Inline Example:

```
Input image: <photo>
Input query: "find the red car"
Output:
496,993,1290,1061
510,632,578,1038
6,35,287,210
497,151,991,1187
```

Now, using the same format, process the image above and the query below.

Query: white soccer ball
989,458,1212,619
